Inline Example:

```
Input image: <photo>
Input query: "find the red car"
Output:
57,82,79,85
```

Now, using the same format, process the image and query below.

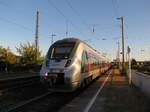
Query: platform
59,69,150,112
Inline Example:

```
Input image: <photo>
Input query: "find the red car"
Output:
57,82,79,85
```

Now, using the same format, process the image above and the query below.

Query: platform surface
59,69,150,112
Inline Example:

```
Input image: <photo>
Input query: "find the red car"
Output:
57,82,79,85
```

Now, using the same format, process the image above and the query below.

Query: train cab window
48,42,75,59
81,51,88,73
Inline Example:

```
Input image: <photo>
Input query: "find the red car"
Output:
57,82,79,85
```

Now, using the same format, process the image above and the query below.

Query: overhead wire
111,0,120,17
65,0,104,44
64,0,90,30
111,0,123,41
0,1,9,7
65,0,118,44
0,0,24,14
0,17,33,32
0,0,50,42
112,0,132,61
0,1,34,32
64,0,96,42
47,0,87,38
112,0,129,40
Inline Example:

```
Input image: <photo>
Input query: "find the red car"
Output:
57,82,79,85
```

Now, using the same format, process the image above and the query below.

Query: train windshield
49,42,75,59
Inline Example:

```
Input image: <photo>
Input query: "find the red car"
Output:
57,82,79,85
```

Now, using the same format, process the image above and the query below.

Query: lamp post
117,16,125,74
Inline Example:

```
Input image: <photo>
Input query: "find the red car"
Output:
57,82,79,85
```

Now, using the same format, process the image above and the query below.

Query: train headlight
65,59,72,67
45,72,48,77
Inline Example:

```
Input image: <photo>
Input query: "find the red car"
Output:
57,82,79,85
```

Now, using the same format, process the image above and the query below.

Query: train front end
40,39,80,92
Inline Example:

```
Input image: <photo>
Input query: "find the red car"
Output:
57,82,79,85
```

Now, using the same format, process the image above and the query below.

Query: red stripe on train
88,64,92,72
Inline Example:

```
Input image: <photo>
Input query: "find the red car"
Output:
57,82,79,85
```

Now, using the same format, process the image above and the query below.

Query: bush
0,43,44,73
16,42,43,65
132,65,150,75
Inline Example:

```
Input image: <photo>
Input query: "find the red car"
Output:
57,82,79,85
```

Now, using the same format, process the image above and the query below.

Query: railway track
5,92,52,112
0,75,40,93
0,70,112,112
1,90,82,112
0,74,82,112
0,75,48,112
15,92,86,112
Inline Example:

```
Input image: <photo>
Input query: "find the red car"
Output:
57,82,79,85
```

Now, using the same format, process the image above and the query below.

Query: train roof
55,38,94,49
54,38,108,59
55,38,81,43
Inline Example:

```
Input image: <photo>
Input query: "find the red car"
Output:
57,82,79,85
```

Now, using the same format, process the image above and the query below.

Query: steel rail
0,75,40,93
3,92,52,112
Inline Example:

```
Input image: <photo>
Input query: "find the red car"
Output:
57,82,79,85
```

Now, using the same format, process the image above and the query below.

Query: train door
81,51,88,77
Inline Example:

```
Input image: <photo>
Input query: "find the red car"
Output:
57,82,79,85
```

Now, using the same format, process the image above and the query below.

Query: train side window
81,51,85,73
81,51,88,73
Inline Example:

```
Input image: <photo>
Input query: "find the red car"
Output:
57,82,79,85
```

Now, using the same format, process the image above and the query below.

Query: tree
16,42,43,65
0,46,19,71
131,58,137,66
0,46,18,64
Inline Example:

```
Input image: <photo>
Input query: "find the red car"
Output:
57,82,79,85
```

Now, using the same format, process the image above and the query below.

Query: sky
0,0,150,61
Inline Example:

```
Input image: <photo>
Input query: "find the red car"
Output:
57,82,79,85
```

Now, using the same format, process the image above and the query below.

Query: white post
5,51,8,72
127,46,131,85
129,52,131,85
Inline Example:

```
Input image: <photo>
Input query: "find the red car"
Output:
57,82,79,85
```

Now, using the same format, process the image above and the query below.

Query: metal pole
127,46,131,84
66,20,68,38
51,33,56,45
121,17,125,73
117,16,125,74
129,51,131,85
117,41,120,68
35,10,39,60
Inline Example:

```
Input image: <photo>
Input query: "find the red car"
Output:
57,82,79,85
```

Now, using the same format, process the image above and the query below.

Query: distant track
5,92,52,112
1,69,113,112
5,91,81,112
0,75,40,93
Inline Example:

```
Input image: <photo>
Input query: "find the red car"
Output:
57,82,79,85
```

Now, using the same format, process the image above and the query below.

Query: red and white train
40,38,109,92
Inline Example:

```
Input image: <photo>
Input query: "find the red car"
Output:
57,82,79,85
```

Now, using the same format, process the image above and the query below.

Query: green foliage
124,63,129,75
0,44,43,73
16,42,44,66
131,61,150,75
136,65,150,75
0,46,19,64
